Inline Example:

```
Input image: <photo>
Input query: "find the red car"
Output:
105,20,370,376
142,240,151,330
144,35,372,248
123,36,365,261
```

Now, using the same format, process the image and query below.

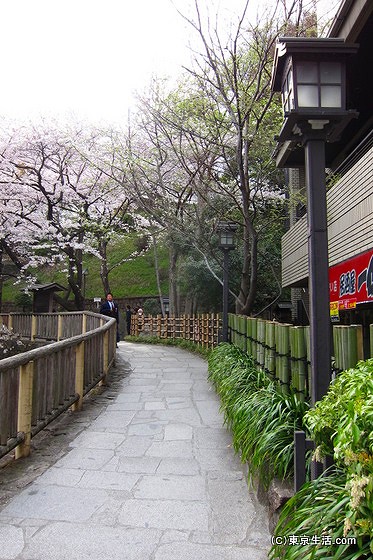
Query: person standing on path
100,292,120,342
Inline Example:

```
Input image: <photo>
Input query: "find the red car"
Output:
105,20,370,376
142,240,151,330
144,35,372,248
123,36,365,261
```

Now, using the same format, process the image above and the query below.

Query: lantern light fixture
271,37,359,143
218,222,238,250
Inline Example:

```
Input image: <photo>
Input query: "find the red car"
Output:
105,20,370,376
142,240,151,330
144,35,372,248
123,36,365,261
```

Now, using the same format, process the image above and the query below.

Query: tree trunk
99,240,111,295
0,249,3,313
65,247,85,310
169,242,179,316
152,235,166,317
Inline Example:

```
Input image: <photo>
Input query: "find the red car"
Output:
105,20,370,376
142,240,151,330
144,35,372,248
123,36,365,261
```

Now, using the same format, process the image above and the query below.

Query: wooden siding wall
281,217,308,286
282,146,373,287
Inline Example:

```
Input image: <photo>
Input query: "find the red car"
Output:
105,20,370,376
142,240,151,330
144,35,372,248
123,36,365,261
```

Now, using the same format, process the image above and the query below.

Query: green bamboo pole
257,319,266,370
290,326,307,402
228,313,234,344
231,314,236,345
370,324,373,358
332,325,340,372
246,317,253,357
236,315,242,349
275,323,290,394
239,315,247,353
305,326,311,400
333,324,363,371
251,318,258,366
264,321,276,379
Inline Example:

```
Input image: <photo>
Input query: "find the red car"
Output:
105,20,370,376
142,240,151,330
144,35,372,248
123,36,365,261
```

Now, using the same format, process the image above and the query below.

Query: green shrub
208,343,308,485
303,360,373,552
270,468,372,559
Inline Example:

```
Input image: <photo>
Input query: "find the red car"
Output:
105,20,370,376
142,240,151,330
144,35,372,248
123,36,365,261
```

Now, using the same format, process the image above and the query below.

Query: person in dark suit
100,293,120,342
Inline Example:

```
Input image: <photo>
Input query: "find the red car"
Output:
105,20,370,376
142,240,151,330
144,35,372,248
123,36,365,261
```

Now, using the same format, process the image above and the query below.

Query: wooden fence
0,312,117,461
131,313,221,348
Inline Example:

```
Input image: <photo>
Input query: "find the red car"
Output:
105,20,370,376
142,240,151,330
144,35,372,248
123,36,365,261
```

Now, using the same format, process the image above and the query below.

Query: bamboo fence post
15,361,34,459
264,321,276,379
214,314,218,345
239,316,247,353
233,314,238,346
257,319,266,370
8,314,13,331
290,326,307,402
333,324,364,372
304,326,311,399
226,313,231,344
275,323,290,394
246,317,252,356
251,318,258,365
203,314,207,347
354,324,364,362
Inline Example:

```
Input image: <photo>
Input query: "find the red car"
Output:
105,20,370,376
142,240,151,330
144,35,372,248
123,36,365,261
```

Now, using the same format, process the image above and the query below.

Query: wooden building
279,0,373,354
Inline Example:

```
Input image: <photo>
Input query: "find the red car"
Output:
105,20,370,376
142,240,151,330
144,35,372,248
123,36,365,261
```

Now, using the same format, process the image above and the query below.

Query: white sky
0,0,341,126
0,0,247,125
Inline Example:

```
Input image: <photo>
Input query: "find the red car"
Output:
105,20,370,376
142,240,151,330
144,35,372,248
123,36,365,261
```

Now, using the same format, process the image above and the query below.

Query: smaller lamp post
218,222,237,342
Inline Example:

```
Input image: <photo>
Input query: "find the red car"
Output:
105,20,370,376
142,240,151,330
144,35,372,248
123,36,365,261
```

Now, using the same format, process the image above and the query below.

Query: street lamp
272,37,358,405
218,222,237,342
271,37,358,482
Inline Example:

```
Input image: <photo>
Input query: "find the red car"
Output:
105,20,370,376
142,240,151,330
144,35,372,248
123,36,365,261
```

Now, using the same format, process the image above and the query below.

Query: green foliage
14,292,33,311
270,468,372,559
304,360,373,461
303,360,373,550
178,256,222,313
2,236,169,302
208,344,308,486
142,298,162,315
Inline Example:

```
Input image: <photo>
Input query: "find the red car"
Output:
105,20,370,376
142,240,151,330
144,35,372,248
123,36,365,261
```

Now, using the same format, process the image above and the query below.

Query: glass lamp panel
282,79,289,112
296,61,318,84
220,232,234,247
297,85,319,107
320,85,342,107
320,62,341,84
287,68,294,109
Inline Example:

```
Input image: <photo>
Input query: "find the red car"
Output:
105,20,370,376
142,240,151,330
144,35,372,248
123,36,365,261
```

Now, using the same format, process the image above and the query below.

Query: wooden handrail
0,311,117,460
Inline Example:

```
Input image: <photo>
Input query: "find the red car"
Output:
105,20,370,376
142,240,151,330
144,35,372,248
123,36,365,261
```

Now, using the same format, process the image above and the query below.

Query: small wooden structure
31,283,66,313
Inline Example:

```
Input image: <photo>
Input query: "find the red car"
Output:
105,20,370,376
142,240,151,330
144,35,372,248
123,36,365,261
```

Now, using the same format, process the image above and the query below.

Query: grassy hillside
2,239,169,303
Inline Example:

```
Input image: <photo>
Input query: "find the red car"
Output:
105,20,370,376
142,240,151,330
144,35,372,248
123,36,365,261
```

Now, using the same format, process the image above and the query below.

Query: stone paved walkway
0,342,270,559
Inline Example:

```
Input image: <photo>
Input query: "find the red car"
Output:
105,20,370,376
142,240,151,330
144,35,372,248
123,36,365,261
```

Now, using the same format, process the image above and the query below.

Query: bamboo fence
130,312,369,400
229,315,366,399
131,313,220,348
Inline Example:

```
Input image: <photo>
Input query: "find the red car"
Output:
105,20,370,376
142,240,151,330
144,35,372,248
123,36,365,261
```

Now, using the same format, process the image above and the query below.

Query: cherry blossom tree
0,121,138,308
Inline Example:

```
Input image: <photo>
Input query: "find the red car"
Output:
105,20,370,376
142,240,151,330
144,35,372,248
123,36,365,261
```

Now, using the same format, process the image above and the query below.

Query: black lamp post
271,37,358,483
218,222,237,342
272,37,358,405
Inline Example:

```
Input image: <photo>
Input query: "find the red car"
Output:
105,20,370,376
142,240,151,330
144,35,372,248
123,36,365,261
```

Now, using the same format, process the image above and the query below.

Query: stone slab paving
0,342,271,560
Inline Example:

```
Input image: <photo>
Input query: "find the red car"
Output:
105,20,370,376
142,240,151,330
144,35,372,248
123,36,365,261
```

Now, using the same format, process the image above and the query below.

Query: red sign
329,249,373,309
